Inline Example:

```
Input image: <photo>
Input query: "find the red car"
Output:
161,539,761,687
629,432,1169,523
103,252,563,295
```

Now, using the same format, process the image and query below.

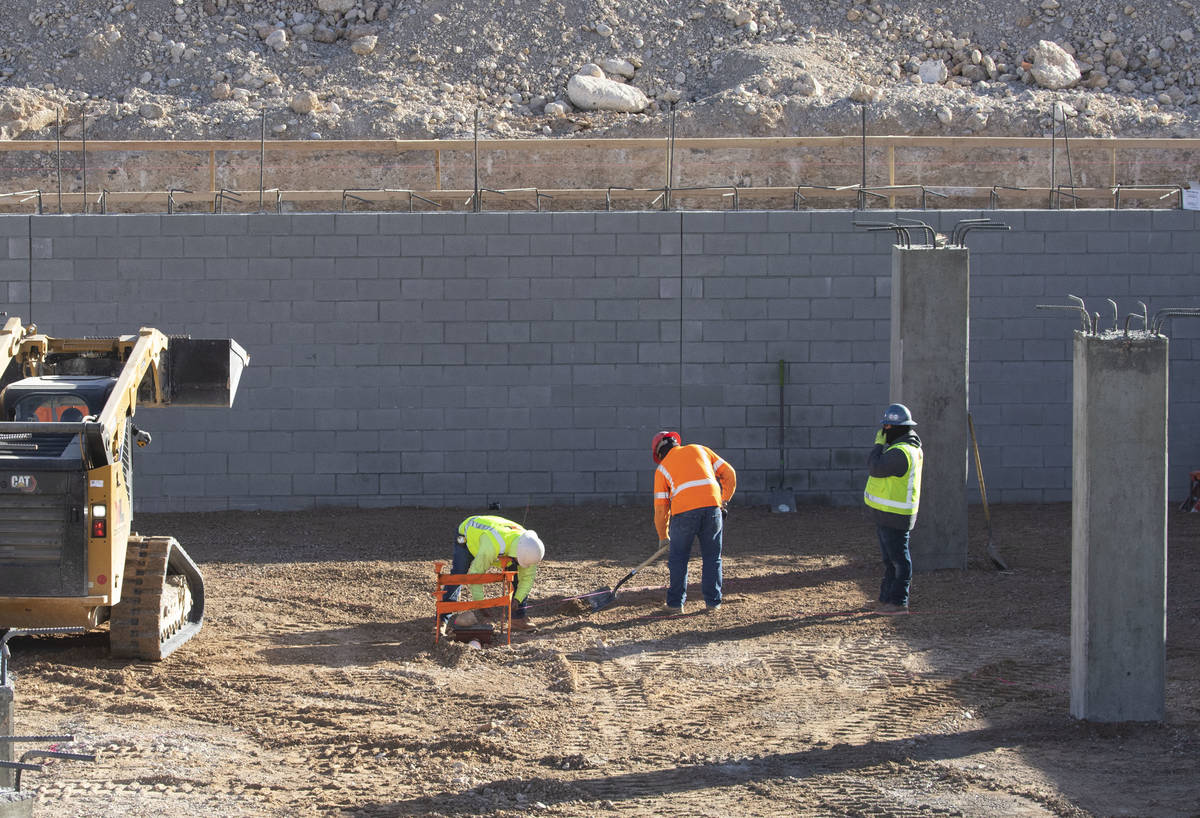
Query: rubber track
109,536,203,661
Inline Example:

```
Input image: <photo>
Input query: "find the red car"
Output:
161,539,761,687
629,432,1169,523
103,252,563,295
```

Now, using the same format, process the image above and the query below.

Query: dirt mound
2,0,1199,144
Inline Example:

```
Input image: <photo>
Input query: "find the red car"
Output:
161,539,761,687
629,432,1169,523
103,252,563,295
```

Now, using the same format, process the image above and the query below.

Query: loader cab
0,376,115,424
0,376,117,463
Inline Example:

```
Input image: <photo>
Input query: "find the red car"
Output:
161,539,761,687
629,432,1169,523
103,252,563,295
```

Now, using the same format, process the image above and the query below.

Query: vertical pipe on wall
258,109,266,211
678,211,684,429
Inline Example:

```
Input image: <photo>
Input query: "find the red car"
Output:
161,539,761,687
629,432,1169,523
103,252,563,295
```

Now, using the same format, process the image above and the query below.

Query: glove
659,538,671,549
721,504,728,519
874,429,886,445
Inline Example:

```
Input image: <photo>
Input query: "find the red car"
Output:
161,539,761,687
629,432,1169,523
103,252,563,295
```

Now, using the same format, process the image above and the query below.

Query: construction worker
863,403,924,615
441,514,545,633
651,431,737,615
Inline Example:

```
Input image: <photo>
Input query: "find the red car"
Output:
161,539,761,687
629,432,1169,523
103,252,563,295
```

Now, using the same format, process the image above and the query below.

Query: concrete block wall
1,209,1198,512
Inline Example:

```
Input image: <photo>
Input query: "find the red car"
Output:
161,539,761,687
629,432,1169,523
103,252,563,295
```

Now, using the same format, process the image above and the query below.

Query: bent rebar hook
1036,293,1094,334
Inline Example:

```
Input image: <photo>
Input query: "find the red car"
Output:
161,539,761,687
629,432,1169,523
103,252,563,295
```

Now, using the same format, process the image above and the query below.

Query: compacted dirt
4,502,1199,817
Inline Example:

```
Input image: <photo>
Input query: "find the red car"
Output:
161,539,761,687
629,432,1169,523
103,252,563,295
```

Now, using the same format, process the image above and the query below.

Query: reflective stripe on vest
863,442,923,515
461,516,518,556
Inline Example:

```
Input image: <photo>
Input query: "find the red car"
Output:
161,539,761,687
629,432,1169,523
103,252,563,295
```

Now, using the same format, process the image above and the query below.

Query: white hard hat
515,530,545,566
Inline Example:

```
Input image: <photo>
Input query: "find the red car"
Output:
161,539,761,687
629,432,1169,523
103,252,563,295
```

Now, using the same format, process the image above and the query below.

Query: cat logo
10,475,37,492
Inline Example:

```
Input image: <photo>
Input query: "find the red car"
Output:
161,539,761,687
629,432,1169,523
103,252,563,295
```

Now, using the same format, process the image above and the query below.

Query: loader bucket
166,339,249,407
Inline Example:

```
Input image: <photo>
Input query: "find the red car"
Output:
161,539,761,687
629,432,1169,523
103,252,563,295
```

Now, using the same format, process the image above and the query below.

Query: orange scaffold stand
432,557,517,646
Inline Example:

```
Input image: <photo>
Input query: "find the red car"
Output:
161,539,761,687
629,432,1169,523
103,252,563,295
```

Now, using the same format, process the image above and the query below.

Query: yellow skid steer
0,317,247,660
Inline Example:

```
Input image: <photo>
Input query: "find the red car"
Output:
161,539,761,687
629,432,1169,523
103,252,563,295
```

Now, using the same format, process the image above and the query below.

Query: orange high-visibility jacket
653,444,736,540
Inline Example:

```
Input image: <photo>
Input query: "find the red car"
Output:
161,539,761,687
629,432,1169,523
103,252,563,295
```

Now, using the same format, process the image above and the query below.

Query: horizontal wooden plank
2,136,1200,154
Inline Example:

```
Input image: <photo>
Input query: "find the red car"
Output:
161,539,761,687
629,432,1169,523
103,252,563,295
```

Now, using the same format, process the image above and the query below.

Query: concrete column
890,245,969,571
0,791,34,818
1070,332,1168,722
1,681,12,790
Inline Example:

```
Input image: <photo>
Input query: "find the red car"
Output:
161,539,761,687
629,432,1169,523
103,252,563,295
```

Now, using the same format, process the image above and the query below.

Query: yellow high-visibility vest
864,442,923,516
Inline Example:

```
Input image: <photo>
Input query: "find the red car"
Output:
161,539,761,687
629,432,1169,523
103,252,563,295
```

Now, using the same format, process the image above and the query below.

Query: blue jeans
667,506,723,608
441,541,527,621
876,524,912,607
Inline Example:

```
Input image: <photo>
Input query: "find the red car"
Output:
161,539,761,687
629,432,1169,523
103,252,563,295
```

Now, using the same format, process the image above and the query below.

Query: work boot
662,604,684,616
874,602,909,615
704,603,722,614
509,617,536,632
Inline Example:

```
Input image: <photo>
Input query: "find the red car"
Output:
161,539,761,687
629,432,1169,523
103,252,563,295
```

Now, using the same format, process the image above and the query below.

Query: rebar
853,220,913,248
896,218,937,247
167,188,192,214
1151,307,1200,335
214,188,241,214
1036,294,1093,334
989,185,1027,209
919,186,949,210
2,628,85,685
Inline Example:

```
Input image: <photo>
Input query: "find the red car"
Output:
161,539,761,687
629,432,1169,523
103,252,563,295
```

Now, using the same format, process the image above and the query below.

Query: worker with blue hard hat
863,403,924,615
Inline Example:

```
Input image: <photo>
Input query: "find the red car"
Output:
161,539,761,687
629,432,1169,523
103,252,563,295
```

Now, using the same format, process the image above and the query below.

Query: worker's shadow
258,621,440,666
528,562,880,643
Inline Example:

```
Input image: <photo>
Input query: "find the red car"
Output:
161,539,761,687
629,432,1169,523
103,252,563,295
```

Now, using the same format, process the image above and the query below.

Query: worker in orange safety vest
651,431,737,615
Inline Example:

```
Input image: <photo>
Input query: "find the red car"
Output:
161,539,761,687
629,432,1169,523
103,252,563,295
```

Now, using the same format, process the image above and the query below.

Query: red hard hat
651,430,681,464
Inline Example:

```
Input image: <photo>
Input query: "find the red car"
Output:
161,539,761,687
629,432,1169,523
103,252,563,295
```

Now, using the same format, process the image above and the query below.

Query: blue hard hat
881,403,917,426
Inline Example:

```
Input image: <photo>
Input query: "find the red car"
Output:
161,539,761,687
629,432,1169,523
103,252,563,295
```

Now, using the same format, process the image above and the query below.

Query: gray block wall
1,209,1198,513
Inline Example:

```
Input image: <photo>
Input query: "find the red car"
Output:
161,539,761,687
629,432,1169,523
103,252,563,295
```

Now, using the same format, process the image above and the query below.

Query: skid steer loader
0,317,248,660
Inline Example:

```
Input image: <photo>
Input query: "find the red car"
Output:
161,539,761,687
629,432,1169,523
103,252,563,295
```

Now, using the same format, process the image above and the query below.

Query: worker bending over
442,514,545,632
651,431,737,615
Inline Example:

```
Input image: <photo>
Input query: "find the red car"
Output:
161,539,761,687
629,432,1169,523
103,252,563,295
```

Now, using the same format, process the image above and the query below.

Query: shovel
588,542,671,612
968,413,1009,571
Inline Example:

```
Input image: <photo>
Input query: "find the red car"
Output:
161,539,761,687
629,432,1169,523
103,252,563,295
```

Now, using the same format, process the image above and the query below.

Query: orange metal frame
432,560,516,646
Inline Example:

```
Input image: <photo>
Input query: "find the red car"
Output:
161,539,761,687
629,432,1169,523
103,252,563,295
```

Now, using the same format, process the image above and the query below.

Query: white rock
139,102,165,119
578,63,604,79
544,101,569,118
792,72,823,96
567,73,649,112
936,107,953,124
965,111,988,130
850,84,883,103
918,59,948,83
317,0,355,11
211,82,231,100
1030,40,1080,89
265,29,288,51
351,35,378,55
290,90,319,114
138,71,152,84
594,21,613,36
602,58,636,79
1181,29,1195,43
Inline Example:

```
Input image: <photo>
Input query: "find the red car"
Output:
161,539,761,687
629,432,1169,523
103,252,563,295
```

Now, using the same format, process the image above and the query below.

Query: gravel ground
4,502,1199,817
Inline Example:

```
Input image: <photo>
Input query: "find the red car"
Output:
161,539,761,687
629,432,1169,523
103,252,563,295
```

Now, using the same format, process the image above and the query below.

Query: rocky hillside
2,0,1200,142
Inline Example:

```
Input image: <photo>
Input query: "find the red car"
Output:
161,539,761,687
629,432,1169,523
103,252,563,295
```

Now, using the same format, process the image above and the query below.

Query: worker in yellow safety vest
441,515,545,632
651,431,737,615
863,403,924,615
